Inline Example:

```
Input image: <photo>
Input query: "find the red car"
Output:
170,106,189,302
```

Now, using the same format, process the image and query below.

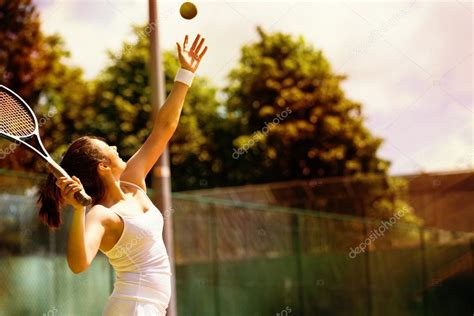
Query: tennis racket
0,85,92,206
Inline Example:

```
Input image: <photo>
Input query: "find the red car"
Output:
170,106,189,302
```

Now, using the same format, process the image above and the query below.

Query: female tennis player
37,34,207,316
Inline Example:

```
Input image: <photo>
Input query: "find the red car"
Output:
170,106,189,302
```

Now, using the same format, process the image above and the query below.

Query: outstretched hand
176,34,208,73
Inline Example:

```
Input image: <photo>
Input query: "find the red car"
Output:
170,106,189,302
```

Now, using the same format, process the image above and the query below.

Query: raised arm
120,34,208,189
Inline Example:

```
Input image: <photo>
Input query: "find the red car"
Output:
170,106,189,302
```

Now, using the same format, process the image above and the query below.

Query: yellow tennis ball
180,2,198,20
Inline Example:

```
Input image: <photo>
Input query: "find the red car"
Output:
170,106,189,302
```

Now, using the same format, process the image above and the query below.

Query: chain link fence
0,170,472,315
171,194,473,316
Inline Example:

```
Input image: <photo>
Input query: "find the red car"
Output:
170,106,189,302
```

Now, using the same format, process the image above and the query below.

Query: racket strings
0,92,36,137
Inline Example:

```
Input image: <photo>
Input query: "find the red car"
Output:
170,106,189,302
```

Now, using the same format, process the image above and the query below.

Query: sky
34,0,473,176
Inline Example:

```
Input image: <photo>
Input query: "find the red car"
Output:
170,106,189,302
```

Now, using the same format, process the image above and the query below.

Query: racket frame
0,85,92,206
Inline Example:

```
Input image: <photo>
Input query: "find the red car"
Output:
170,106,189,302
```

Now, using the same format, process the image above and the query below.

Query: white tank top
100,181,172,305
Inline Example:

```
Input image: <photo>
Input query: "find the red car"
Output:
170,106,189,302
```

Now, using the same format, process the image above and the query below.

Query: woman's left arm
121,34,208,189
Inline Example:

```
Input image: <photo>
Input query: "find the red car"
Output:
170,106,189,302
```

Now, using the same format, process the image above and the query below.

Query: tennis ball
180,2,198,20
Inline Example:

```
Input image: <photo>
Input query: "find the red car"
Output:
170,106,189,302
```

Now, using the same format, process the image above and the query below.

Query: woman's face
93,139,127,179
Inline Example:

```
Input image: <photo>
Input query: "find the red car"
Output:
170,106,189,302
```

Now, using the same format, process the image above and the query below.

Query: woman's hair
38,136,109,228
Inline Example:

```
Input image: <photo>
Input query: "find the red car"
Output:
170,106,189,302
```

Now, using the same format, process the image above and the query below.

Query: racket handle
74,190,93,206
46,161,93,206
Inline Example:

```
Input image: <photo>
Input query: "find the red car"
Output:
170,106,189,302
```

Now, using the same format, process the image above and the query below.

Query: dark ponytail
37,136,109,228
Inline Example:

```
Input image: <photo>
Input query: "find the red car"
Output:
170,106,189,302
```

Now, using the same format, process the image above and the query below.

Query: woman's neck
101,179,128,206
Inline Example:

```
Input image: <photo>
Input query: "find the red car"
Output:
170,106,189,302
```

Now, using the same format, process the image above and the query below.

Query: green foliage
222,27,418,223
0,0,88,171
85,25,220,190
224,27,390,183
0,0,41,101
0,3,419,223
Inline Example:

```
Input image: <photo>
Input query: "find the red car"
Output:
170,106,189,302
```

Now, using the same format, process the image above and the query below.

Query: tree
36,35,92,165
0,0,41,101
0,0,89,171
224,27,389,183
222,27,419,224
87,25,220,191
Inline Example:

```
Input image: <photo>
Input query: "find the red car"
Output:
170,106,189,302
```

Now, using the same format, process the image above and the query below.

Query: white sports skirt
102,296,167,316
102,273,171,316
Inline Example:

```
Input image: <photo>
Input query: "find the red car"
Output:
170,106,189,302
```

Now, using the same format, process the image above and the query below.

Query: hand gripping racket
0,85,92,206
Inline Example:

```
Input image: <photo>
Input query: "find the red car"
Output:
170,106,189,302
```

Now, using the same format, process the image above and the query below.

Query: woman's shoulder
87,204,117,226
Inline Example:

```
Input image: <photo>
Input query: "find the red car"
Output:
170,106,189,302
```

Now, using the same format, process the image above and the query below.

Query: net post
291,212,304,314
209,202,220,316
148,1,177,315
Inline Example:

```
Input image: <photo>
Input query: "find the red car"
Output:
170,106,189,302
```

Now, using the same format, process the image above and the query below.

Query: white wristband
174,68,194,87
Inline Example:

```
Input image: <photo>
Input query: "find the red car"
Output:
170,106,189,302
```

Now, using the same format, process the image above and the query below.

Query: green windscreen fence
0,171,112,315
0,170,473,315
171,194,473,316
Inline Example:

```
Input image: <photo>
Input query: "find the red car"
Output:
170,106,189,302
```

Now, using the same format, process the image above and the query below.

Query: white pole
148,1,177,316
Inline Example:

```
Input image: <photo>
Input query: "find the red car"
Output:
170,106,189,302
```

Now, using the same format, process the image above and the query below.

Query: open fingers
176,42,182,56
190,34,201,52
183,35,188,50
194,38,205,55
198,46,208,60
192,46,208,69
